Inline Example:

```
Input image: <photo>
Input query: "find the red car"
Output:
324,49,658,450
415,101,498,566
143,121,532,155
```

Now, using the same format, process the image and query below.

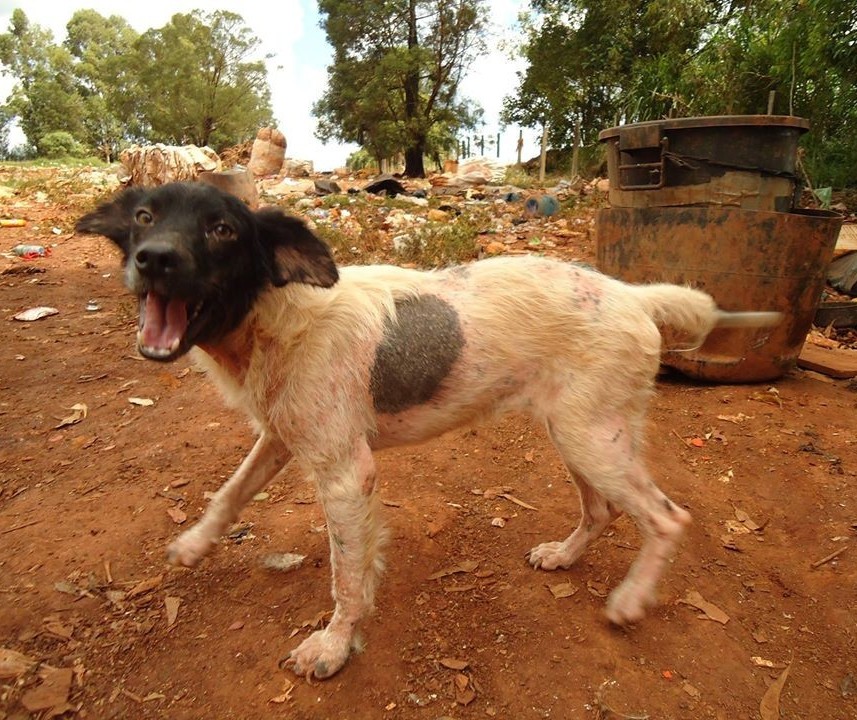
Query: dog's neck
197,321,255,383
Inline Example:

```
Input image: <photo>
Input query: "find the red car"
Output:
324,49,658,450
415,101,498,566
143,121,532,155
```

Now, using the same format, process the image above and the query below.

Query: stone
248,127,287,177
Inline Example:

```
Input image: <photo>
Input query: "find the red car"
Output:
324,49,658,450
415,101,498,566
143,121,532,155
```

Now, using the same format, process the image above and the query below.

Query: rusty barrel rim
598,115,811,142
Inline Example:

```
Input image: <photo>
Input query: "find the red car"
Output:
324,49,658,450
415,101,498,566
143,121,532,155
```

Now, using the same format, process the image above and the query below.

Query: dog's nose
134,243,181,277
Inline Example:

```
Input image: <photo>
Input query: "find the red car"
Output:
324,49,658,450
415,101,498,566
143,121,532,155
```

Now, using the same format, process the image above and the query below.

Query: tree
505,0,857,186
314,0,487,177
133,11,274,150
0,9,86,154
64,10,140,161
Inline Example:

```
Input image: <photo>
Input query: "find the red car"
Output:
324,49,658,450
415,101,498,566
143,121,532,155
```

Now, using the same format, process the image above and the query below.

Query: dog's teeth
169,337,180,353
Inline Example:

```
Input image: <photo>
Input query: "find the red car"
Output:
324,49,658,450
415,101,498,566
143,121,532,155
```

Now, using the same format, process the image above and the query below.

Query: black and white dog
77,182,779,679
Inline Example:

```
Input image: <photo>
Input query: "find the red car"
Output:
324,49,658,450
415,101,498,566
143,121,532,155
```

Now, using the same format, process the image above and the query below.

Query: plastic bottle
13,244,47,257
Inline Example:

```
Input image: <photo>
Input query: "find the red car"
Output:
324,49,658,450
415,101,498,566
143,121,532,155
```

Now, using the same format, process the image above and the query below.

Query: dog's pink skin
173,256,725,679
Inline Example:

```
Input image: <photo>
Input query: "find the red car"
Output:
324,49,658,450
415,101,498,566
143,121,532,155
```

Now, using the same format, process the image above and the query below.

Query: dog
76,181,780,680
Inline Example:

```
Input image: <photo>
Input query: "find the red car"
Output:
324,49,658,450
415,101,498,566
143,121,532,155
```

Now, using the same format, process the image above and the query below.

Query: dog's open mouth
137,291,204,361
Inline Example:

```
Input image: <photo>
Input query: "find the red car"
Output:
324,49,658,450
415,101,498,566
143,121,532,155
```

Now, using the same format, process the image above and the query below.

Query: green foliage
134,11,274,150
346,148,376,171
315,0,487,177
39,130,86,158
506,0,857,186
0,9,274,157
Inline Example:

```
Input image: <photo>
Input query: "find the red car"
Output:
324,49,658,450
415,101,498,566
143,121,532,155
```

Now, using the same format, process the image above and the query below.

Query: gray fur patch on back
371,294,464,414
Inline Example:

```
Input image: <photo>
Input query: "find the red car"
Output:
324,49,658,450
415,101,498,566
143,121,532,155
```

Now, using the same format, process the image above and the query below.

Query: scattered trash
13,306,58,322
524,195,559,217
86,300,101,311
13,243,47,257
364,174,406,197
1,218,27,228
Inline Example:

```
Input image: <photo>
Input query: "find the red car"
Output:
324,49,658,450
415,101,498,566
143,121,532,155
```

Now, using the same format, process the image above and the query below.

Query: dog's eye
207,223,236,241
135,210,153,226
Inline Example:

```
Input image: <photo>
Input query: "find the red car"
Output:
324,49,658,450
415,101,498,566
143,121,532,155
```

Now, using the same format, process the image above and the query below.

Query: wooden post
571,117,581,180
538,121,548,183
767,91,776,115
516,129,523,167
496,133,501,159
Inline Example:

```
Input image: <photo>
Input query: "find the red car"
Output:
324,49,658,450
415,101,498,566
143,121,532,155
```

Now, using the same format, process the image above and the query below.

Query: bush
39,131,86,159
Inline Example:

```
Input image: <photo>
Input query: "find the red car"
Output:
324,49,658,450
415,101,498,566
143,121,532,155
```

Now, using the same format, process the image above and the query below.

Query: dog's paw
280,626,355,680
167,527,217,567
604,580,657,626
527,540,579,571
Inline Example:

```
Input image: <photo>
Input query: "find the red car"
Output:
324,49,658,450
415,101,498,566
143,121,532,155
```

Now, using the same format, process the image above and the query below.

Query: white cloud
0,0,538,167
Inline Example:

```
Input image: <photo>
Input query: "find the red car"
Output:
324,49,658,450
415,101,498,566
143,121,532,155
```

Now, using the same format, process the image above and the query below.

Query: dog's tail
630,283,783,350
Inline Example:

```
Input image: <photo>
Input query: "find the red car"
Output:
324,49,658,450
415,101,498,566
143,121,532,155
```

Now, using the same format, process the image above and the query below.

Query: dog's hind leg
168,432,290,567
283,437,384,680
530,409,690,625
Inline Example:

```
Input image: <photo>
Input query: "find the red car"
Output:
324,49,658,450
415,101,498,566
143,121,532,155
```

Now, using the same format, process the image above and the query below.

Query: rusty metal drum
596,206,843,382
598,115,810,212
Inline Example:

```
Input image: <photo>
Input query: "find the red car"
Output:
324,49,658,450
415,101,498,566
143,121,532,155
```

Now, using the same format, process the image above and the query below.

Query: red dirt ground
1,172,855,720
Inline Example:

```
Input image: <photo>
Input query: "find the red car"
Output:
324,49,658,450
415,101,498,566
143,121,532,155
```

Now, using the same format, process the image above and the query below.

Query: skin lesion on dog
74,180,784,683
369,294,464,414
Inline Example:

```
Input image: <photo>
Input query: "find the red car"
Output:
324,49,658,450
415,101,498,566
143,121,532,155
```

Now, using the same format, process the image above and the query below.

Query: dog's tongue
141,292,187,352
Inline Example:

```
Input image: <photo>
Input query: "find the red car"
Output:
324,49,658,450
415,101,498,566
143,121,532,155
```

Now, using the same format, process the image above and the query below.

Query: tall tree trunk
403,0,425,177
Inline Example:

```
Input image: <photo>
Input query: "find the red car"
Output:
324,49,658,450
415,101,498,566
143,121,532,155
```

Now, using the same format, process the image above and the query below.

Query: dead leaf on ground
42,616,74,640
760,664,791,720
679,590,730,624
54,403,88,429
269,677,295,704
750,387,783,408
682,682,701,699
440,657,470,671
752,656,788,669
587,580,609,598
499,493,538,511
0,647,37,679
491,517,506,527
734,507,763,531
14,306,58,322
548,581,578,599
128,397,154,407
21,665,73,713
717,412,754,424
428,559,479,580
482,485,513,499
261,552,305,572
454,673,476,705
165,596,181,629
126,574,164,599
524,449,535,463
228,620,245,631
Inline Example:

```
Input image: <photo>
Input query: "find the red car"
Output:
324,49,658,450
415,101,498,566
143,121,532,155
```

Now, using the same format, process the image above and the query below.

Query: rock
281,158,313,177
119,144,221,185
248,127,287,177
485,241,506,256
364,174,406,197
198,169,259,208
314,178,342,195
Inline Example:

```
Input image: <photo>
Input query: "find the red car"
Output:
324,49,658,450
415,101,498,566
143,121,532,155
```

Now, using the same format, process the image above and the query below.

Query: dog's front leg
283,438,383,680
168,431,291,566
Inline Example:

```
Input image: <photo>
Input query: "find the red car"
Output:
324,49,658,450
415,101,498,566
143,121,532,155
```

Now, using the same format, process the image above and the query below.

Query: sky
0,0,538,170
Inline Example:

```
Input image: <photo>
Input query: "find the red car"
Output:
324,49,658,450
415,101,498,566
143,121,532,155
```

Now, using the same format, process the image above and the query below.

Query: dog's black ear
254,207,338,289
75,187,148,256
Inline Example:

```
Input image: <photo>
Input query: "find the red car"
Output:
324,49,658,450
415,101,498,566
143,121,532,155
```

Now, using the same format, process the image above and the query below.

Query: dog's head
76,181,338,362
